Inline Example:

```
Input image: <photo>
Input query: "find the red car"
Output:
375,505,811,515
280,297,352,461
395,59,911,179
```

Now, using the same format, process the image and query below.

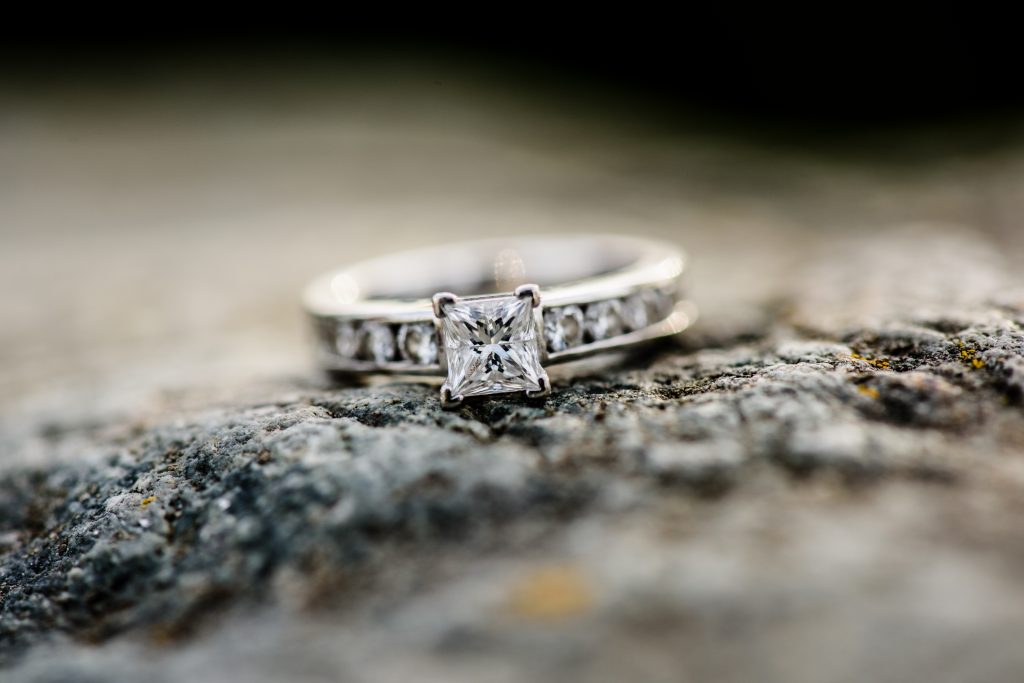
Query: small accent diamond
398,323,438,364
625,288,673,331
622,288,676,331
652,288,675,321
335,320,359,357
584,300,624,341
620,293,650,332
544,305,585,352
358,323,396,363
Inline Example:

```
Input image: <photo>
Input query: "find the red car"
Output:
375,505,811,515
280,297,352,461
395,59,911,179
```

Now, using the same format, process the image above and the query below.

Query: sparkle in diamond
441,295,544,398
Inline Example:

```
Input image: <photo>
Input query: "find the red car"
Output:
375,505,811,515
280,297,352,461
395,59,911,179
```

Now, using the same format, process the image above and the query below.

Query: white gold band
302,235,695,399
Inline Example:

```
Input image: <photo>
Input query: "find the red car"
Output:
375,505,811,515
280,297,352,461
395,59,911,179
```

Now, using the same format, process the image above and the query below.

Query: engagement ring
303,235,694,408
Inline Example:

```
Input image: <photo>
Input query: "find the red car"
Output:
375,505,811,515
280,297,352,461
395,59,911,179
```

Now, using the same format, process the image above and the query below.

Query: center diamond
437,291,547,403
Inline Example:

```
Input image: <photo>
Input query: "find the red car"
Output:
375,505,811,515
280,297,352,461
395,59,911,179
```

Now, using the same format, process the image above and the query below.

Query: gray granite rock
4,69,1024,681
4,229,1024,682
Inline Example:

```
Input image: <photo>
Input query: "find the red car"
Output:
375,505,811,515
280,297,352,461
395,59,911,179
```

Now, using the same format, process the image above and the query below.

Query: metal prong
525,373,551,399
432,291,458,318
440,385,464,409
514,283,541,308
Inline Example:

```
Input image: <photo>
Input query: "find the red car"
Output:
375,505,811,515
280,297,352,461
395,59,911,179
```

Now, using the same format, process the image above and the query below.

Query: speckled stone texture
3,69,1024,682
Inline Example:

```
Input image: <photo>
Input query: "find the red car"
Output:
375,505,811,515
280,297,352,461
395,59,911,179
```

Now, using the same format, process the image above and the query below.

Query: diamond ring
303,235,694,408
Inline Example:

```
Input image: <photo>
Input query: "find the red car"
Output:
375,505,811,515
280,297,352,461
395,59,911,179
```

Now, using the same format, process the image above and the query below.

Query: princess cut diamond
437,293,546,402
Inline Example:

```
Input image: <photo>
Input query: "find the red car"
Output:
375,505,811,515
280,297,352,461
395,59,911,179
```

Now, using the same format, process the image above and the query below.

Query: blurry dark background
3,14,1020,131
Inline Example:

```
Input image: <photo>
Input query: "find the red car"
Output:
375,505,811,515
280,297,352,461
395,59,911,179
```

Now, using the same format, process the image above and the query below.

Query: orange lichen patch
857,385,880,399
140,496,157,508
504,564,593,621
850,352,890,370
148,624,179,647
957,343,987,369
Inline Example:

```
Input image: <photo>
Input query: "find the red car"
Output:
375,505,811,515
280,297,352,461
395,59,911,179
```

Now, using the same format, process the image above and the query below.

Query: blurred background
2,20,1023,461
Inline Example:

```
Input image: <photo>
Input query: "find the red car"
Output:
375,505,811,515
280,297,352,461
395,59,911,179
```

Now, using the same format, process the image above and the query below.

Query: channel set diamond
544,304,585,352
438,293,546,400
358,323,396,363
398,323,438,364
584,299,624,341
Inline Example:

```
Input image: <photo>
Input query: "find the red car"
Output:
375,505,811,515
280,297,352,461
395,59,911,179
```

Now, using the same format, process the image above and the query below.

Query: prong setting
439,385,464,409
525,373,551,399
514,283,542,308
432,291,458,318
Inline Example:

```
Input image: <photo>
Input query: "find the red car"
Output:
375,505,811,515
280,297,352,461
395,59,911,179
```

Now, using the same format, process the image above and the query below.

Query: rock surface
3,65,1024,682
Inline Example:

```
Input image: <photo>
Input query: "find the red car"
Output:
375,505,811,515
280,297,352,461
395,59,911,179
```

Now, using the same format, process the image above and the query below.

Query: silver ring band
303,234,694,406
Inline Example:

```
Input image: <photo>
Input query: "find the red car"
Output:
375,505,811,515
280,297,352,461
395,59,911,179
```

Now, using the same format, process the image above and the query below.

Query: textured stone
5,230,1024,682
4,73,1024,683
